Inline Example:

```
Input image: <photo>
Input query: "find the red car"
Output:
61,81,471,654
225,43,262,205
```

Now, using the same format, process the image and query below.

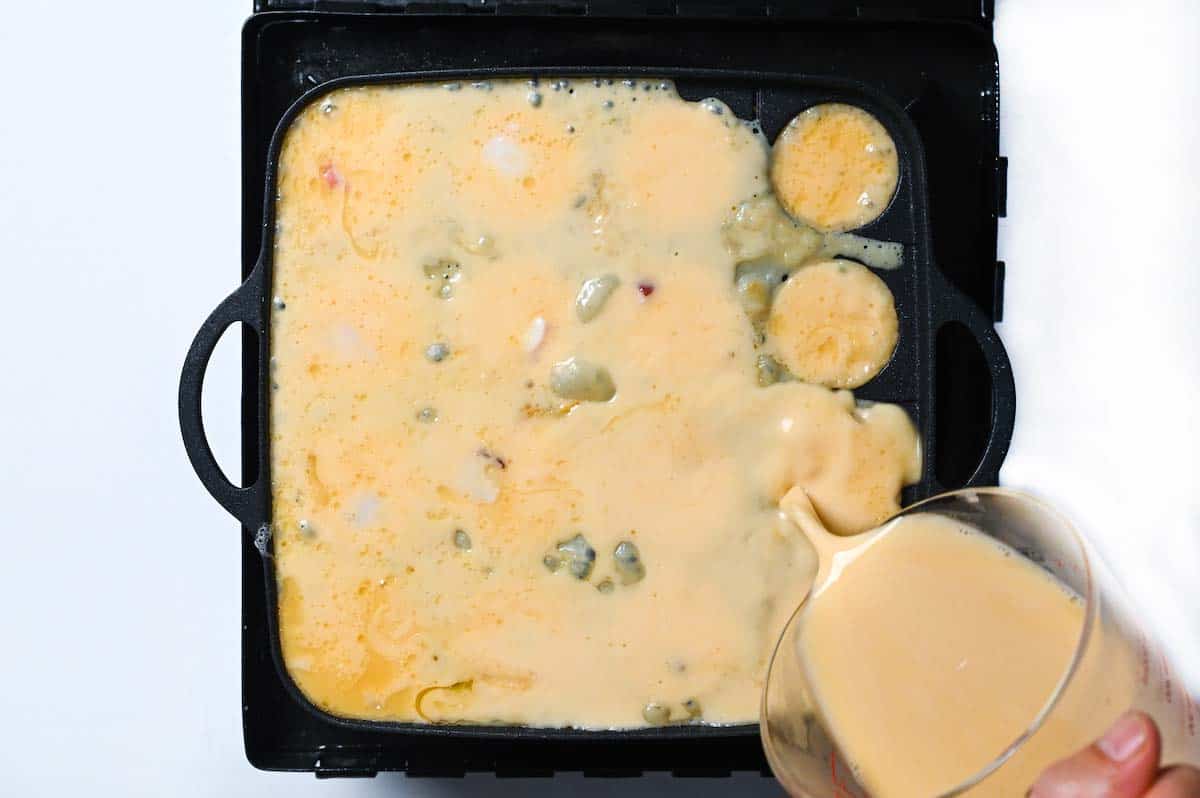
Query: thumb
1030,711,1161,798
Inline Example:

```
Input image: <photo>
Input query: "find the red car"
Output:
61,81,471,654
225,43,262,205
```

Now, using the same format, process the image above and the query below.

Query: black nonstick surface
179,4,1011,777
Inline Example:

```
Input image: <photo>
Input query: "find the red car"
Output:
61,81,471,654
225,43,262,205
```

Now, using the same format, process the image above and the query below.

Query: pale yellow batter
780,493,1136,797
772,103,899,233
768,259,898,388
270,79,919,727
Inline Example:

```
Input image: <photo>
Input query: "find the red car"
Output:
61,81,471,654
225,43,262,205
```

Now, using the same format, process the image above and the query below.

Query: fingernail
1097,712,1147,762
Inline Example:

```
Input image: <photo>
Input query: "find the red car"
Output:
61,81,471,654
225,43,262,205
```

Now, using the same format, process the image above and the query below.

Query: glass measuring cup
760,487,1200,797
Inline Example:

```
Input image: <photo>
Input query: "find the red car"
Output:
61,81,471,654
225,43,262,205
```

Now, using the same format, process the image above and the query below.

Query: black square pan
179,8,1012,779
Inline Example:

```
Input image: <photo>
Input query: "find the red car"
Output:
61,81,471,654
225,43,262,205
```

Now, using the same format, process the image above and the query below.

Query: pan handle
178,263,267,527
935,281,1017,488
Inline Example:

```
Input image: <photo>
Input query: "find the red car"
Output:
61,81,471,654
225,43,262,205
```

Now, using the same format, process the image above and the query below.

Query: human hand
1031,711,1200,797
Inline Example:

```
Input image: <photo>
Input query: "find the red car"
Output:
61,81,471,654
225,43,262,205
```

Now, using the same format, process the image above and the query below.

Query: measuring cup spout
780,487,867,589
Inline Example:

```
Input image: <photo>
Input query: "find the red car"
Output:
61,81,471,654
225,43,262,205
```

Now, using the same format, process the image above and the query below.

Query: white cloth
997,0,1200,696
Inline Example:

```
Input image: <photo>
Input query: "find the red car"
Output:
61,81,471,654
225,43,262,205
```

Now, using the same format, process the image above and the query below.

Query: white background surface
0,1,1196,795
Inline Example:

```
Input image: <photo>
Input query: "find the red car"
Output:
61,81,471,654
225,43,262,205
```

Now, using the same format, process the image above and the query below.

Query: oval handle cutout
934,320,992,489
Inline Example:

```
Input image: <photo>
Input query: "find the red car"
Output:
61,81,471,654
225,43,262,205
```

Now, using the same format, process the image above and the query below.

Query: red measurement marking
319,162,342,188
829,751,855,798
1138,635,1151,687
1160,651,1174,704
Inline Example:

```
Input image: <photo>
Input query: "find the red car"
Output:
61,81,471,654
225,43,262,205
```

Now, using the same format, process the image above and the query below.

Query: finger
1030,711,1161,798
1144,766,1200,798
